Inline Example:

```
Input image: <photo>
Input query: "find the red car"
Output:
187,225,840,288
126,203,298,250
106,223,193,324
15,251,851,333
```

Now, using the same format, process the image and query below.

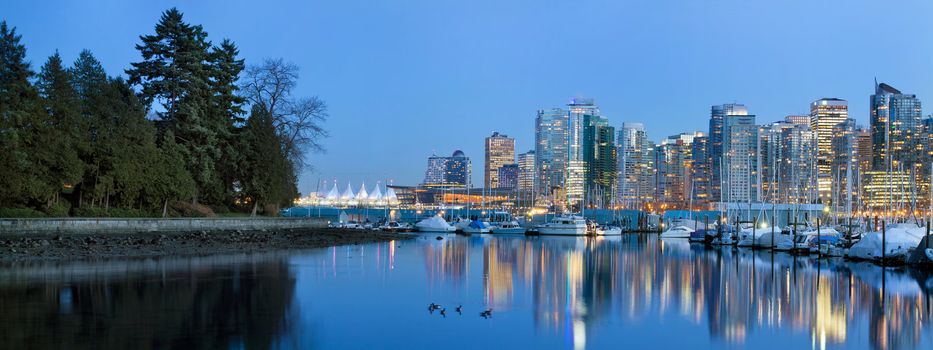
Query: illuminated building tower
690,135,711,207
535,108,569,206
810,98,849,203
497,164,519,190
658,132,700,208
517,150,535,192
856,128,872,176
871,82,923,172
830,118,858,209
566,98,600,208
423,150,471,188
618,123,651,207
722,114,758,203
484,131,515,189
709,103,749,204
583,113,616,206
780,122,818,203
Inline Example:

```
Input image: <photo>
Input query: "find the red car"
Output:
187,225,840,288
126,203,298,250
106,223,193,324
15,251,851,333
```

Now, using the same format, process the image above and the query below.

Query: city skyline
6,1,933,191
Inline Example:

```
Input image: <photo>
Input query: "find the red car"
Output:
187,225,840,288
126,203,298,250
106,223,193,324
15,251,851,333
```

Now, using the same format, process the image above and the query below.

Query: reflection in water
0,254,297,350
423,235,933,350
2,236,932,349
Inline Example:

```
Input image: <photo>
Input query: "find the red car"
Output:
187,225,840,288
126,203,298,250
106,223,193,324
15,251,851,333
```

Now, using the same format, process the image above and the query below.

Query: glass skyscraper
708,103,748,204
870,82,923,172
809,98,848,203
535,108,569,206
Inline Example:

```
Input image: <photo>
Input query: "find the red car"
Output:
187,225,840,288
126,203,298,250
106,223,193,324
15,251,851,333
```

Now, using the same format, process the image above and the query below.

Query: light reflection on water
0,234,932,350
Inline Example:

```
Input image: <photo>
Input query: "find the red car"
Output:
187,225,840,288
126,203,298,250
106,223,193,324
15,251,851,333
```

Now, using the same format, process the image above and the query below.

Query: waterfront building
856,128,872,177
830,118,859,210
861,171,911,211
566,98,600,207
722,113,758,203
497,164,519,190
617,123,654,208
423,150,472,188
446,150,472,188
871,82,923,172
810,98,849,203
517,150,535,192
708,103,749,204
535,108,569,205
484,132,515,189
582,112,616,206
690,135,711,207
780,121,818,204
758,121,791,202
658,132,701,208
785,115,809,125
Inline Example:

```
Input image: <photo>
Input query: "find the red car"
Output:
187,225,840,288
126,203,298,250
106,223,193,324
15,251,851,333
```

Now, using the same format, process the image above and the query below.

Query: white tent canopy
341,182,355,200
355,182,369,200
368,183,383,201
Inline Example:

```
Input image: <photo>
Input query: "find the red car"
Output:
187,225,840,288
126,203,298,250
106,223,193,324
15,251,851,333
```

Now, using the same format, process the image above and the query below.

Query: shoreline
0,228,413,263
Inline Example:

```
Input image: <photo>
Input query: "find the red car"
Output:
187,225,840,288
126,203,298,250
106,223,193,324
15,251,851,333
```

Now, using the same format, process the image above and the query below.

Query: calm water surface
1,234,932,350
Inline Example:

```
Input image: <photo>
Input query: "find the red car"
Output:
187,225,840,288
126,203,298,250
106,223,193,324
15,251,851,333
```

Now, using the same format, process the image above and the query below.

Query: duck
440,308,447,317
455,305,463,314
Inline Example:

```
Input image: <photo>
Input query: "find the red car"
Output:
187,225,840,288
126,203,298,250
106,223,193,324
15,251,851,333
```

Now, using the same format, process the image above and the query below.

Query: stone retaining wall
0,217,329,235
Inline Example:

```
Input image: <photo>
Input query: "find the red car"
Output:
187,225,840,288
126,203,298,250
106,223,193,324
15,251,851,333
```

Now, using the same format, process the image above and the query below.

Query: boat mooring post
753,217,757,247
816,217,821,259
882,220,886,263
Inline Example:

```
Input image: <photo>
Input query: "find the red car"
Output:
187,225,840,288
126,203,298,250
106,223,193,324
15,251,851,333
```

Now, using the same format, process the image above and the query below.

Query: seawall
0,217,329,236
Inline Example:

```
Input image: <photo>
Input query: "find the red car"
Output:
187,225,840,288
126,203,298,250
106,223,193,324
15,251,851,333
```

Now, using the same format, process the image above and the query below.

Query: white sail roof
355,182,369,200
368,184,383,200
325,182,340,200
341,182,355,199
385,187,398,202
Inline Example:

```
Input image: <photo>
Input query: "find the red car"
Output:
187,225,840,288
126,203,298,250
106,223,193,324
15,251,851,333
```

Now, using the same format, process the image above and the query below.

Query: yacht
462,219,492,234
415,216,457,233
660,225,694,238
490,221,526,234
595,225,622,235
535,215,587,236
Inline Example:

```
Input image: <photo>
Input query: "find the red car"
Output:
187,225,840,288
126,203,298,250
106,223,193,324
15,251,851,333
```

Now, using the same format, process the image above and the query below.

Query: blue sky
4,0,933,194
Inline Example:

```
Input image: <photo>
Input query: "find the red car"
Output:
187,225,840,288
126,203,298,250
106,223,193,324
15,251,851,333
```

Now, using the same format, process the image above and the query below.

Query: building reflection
427,234,933,350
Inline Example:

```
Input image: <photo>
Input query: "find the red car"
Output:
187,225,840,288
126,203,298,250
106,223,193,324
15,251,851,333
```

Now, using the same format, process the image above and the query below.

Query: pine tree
127,8,221,205
0,21,50,208
36,52,84,210
240,106,295,216
209,39,245,205
70,50,109,208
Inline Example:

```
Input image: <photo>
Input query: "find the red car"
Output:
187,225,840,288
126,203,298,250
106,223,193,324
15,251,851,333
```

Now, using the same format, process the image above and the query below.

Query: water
1,234,932,350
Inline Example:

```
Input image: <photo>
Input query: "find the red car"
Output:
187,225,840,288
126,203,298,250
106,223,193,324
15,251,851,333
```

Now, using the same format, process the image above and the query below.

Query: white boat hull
536,227,587,236
491,227,526,234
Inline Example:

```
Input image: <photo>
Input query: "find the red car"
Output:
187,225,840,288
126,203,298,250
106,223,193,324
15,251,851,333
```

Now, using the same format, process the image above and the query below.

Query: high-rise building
484,132,515,189
856,128,872,176
566,98,600,207
871,82,923,172
779,123,818,203
618,123,654,208
658,132,701,208
517,151,535,192
583,114,616,206
830,118,858,210
423,150,472,188
709,103,749,203
446,150,472,188
535,108,569,205
810,98,849,202
722,113,758,203
690,135,711,207
497,164,519,190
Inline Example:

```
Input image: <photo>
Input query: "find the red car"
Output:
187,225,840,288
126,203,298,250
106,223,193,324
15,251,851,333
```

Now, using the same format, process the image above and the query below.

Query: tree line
0,8,327,217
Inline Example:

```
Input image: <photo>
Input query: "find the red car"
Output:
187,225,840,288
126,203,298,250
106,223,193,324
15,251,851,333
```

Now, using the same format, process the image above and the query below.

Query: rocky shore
0,228,413,262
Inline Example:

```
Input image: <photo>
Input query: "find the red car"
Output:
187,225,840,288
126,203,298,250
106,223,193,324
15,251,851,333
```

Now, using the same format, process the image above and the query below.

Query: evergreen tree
70,50,109,208
127,8,222,205
240,106,295,216
209,39,245,205
36,52,84,209
0,21,49,208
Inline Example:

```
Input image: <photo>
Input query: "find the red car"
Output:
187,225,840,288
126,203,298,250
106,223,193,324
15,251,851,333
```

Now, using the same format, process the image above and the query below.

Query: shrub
72,207,110,217
44,201,71,217
0,208,48,218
